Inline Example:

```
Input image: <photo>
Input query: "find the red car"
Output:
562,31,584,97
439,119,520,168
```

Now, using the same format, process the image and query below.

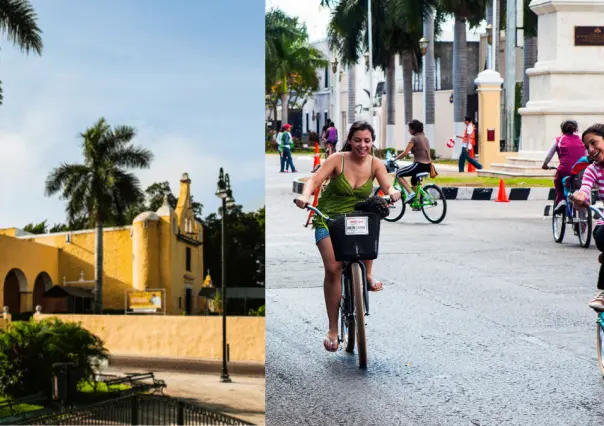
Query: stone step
506,157,558,167
488,163,556,175
477,169,556,178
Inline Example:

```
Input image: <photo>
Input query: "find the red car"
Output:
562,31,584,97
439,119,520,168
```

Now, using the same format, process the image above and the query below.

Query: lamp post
485,24,493,70
419,37,429,125
367,0,374,130
216,168,235,383
331,56,340,139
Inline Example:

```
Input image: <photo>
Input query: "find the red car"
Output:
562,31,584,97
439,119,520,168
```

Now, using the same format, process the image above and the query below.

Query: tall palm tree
0,0,43,105
326,0,435,148
265,9,327,126
45,118,153,313
423,11,436,145
439,0,487,157
521,0,538,108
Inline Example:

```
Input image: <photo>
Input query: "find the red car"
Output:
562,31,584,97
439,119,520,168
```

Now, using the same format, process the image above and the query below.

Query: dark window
324,66,329,88
324,112,328,126
306,113,309,132
186,247,191,271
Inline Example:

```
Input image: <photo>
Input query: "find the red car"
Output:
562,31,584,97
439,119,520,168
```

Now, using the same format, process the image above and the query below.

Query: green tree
266,8,327,126
0,0,43,105
0,318,108,398
45,117,153,313
23,219,47,234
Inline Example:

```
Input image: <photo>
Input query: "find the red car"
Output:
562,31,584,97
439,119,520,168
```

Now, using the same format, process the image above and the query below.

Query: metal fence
17,394,254,425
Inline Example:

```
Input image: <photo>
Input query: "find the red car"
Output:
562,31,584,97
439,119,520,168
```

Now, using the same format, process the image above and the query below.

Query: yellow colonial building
0,173,204,316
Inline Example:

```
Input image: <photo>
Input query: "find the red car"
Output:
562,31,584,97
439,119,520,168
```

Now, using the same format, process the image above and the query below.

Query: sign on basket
446,138,455,148
345,217,369,235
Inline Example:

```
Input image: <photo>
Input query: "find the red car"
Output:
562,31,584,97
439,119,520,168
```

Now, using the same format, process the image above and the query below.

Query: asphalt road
265,154,604,426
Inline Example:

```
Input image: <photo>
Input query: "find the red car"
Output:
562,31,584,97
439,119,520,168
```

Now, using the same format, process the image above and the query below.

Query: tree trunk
494,0,501,72
452,15,468,159
95,218,103,314
522,36,538,107
486,0,493,70
424,12,436,146
280,92,289,126
348,64,356,123
402,52,413,133
386,55,396,149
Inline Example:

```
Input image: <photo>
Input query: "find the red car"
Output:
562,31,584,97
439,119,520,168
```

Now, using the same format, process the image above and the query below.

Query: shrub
0,318,108,399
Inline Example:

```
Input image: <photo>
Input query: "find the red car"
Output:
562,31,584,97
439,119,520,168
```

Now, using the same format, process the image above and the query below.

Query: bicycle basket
328,212,381,261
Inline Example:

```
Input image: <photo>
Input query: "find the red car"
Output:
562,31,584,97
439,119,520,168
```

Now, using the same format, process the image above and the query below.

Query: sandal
323,336,339,352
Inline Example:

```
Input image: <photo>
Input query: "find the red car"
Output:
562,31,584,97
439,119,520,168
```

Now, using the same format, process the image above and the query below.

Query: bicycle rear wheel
420,184,447,224
552,206,566,243
577,207,592,248
351,263,367,368
374,186,405,222
596,315,604,376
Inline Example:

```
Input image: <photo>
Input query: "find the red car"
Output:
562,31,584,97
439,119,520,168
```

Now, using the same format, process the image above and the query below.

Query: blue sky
0,0,264,229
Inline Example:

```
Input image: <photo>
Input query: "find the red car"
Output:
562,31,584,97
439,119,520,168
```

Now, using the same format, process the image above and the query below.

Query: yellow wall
0,234,59,309
35,314,265,362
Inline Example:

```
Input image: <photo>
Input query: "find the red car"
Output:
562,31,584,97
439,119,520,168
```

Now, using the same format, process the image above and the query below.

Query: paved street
265,154,604,425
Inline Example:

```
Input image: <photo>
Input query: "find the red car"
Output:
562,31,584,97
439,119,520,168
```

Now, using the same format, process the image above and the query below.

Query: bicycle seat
415,172,429,179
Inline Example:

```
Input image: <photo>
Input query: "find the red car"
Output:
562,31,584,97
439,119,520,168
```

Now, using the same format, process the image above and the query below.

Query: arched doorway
3,269,27,314
33,272,52,312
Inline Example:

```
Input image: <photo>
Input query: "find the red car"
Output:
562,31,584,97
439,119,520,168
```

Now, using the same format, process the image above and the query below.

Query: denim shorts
314,227,330,244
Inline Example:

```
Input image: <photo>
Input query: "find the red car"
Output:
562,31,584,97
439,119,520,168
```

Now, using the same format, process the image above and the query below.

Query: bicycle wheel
552,205,566,243
577,207,592,248
350,262,367,368
420,184,447,224
340,271,355,353
596,315,604,376
374,186,405,222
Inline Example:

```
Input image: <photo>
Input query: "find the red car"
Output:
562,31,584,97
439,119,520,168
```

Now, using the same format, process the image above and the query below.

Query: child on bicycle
543,120,586,212
570,123,604,310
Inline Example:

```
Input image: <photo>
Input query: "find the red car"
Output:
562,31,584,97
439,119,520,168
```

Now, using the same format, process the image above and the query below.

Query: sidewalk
103,366,265,425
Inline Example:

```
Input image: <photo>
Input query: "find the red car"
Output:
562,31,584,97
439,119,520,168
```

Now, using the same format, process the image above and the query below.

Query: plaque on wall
575,26,604,46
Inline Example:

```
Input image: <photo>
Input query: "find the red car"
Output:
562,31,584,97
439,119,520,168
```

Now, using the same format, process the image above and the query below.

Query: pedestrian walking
456,116,483,172
280,124,297,173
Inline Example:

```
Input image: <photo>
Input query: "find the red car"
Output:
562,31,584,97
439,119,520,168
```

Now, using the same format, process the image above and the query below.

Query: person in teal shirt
280,124,297,173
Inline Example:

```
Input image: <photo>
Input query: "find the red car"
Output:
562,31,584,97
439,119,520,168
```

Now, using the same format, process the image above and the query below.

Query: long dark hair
561,120,578,135
340,121,376,152
582,123,604,142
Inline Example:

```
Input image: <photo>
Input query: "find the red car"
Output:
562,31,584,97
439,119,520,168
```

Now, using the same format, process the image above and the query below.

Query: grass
298,175,553,188
78,381,130,393
0,396,43,418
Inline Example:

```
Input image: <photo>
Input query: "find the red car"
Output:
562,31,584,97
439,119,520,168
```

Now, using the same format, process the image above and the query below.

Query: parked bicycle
550,166,592,248
298,197,390,369
374,159,447,224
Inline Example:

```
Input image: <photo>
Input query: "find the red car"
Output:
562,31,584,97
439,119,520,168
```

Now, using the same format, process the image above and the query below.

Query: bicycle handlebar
294,196,394,221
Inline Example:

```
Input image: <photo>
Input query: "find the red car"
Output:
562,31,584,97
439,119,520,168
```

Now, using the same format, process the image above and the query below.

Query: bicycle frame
341,259,370,317
391,174,437,209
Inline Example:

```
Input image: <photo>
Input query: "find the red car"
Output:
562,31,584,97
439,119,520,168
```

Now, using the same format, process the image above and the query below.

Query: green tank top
312,154,375,230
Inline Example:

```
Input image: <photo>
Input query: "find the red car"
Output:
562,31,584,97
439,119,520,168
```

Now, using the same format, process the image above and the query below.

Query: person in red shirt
456,116,483,172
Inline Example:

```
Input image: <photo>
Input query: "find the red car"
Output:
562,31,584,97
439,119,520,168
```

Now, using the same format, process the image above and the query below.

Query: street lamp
331,58,338,74
419,38,428,125
216,167,232,383
419,37,429,56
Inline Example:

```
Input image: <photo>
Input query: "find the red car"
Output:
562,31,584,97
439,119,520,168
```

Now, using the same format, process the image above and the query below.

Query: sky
0,0,265,229
266,0,485,43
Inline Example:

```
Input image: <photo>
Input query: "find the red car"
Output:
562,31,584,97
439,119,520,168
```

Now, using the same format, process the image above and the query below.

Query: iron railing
17,394,254,425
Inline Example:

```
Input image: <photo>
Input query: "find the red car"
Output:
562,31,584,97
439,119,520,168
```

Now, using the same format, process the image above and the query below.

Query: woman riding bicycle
392,119,433,203
543,120,586,210
570,123,604,310
294,121,401,352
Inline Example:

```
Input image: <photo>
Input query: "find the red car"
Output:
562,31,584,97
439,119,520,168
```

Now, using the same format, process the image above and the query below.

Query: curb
108,355,265,377
292,178,556,201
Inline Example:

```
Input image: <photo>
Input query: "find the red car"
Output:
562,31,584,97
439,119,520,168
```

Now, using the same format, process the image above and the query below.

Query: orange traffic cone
467,146,476,173
495,179,509,203
311,143,320,172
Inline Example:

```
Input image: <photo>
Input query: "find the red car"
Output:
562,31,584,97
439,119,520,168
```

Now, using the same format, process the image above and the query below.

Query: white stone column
519,0,604,159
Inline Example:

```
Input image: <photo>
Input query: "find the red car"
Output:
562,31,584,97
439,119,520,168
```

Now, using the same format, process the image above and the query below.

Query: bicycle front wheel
340,271,355,353
420,184,447,224
351,263,367,369
577,207,592,248
374,187,405,222
596,316,604,376
552,206,566,243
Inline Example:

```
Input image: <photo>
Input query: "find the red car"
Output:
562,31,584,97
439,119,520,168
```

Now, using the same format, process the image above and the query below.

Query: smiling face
349,129,373,158
583,132,604,163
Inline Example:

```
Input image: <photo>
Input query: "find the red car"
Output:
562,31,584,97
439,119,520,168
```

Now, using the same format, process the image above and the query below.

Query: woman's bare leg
317,237,342,348
364,260,383,291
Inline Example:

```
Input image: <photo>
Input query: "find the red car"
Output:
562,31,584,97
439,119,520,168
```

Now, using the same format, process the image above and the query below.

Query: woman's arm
295,153,341,207
542,140,557,168
374,160,401,201
394,141,413,161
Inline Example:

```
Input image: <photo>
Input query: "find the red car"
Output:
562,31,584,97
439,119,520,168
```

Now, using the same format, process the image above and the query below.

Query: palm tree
266,9,327,126
423,11,436,144
0,0,43,105
521,0,538,108
326,0,435,148
438,0,487,155
45,118,153,313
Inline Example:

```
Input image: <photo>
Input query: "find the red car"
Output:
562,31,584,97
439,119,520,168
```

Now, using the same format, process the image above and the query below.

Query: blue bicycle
551,167,592,248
